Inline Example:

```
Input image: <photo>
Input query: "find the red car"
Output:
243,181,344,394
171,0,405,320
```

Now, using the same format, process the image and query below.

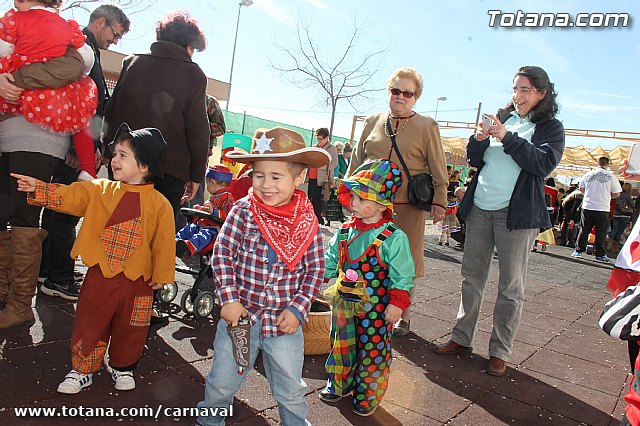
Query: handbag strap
386,119,413,180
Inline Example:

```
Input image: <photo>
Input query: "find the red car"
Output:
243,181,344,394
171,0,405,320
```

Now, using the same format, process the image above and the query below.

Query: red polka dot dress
0,8,97,134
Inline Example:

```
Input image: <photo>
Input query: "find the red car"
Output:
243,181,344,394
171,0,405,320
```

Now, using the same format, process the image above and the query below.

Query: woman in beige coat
347,67,448,336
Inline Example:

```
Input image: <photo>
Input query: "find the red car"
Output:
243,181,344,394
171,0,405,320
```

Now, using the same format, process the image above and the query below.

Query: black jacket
104,41,209,183
459,111,565,230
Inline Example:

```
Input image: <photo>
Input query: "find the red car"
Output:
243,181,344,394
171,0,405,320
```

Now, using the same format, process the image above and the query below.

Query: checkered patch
100,217,142,272
71,339,108,374
27,181,63,208
130,296,153,327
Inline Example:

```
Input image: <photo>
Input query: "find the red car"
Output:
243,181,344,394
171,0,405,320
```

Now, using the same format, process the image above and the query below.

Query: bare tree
271,14,389,138
0,0,156,14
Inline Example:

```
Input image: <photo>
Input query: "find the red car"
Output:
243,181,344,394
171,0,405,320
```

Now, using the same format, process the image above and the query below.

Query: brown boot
0,231,12,310
0,227,47,329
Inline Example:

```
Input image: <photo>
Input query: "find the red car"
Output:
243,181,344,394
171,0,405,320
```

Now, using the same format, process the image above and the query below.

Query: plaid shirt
213,199,325,337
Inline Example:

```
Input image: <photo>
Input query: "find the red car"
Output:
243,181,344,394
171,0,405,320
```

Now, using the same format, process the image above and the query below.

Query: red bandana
250,189,318,271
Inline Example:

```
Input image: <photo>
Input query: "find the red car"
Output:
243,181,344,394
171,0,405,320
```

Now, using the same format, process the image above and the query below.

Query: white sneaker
57,370,93,394
111,369,135,391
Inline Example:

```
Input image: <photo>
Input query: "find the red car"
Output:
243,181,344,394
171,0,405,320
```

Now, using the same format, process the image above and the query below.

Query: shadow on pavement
392,332,619,425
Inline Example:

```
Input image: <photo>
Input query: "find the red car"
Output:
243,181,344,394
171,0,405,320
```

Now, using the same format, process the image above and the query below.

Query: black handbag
386,120,434,211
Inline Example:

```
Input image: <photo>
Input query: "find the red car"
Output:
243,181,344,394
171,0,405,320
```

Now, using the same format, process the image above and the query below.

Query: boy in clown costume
320,159,415,416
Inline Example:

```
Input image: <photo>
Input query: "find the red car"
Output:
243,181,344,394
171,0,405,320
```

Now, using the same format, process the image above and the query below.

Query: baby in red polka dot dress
0,0,98,180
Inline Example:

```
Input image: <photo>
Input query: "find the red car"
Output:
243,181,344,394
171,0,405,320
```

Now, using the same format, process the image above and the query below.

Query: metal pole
225,3,243,111
474,102,482,125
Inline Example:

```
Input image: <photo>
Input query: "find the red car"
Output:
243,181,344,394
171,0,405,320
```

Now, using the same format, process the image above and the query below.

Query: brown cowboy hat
225,127,330,168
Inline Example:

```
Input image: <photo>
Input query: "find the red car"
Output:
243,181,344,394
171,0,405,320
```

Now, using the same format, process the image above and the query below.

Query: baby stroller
156,207,223,318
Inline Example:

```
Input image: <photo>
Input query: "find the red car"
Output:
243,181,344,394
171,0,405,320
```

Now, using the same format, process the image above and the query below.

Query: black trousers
0,151,59,230
40,162,81,284
576,209,610,257
154,174,187,232
307,178,325,222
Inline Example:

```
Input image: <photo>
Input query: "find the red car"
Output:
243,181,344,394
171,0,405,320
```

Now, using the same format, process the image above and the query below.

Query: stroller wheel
156,282,178,303
193,291,215,318
181,290,195,314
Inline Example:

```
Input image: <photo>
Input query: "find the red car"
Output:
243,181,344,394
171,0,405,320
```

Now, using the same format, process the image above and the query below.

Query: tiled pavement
0,224,631,425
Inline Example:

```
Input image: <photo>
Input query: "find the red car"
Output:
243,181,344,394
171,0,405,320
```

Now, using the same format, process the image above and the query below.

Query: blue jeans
197,318,310,426
610,216,631,243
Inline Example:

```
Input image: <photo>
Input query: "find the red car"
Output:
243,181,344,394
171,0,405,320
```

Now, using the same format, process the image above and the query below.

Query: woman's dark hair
545,177,556,187
498,66,559,123
156,11,206,51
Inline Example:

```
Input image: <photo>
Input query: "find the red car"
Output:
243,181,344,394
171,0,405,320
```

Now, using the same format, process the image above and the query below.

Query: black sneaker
40,278,80,301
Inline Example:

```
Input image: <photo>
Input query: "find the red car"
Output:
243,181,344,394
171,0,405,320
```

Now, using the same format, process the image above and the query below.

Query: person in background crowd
104,10,209,217
609,182,634,253
572,156,621,263
306,127,338,225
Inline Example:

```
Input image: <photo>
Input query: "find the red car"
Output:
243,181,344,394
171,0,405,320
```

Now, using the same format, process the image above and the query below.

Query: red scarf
250,189,318,271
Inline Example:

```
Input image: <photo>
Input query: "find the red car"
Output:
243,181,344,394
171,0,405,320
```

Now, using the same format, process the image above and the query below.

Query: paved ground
0,222,631,425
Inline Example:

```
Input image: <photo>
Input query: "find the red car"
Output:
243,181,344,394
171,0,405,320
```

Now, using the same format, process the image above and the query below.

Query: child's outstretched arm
11,173,36,192
11,173,93,217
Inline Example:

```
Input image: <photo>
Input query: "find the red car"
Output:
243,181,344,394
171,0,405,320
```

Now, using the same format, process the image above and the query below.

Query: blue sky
64,0,639,150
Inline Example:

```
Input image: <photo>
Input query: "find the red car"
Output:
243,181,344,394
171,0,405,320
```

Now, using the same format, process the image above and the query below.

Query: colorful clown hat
206,164,233,182
337,159,403,213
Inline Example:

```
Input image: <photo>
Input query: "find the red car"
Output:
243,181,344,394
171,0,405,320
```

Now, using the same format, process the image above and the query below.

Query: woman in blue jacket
434,66,564,376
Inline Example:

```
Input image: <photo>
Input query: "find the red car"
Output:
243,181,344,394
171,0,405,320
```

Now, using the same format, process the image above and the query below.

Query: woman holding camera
347,67,448,336
434,66,564,376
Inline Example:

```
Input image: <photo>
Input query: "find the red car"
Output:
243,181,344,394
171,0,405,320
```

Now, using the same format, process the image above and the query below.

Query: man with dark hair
37,4,131,300
572,156,622,263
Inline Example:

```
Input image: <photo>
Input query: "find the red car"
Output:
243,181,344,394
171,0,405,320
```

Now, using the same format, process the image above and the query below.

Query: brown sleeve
425,120,449,209
11,46,84,89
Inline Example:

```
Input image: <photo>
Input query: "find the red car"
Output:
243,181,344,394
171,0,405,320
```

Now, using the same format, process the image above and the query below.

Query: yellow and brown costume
28,179,175,372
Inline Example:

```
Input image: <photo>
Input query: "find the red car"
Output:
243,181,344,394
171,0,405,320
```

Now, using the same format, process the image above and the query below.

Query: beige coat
348,112,448,208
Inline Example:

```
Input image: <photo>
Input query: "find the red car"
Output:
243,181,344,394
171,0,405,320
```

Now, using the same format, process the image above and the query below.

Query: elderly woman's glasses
389,88,415,99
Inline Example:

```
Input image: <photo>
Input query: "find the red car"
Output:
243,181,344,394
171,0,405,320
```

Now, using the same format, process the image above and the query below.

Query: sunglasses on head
389,88,415,99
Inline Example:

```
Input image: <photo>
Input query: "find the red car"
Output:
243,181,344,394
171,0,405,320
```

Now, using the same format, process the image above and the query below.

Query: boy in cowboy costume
196,127,330,426
320,159,415,416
